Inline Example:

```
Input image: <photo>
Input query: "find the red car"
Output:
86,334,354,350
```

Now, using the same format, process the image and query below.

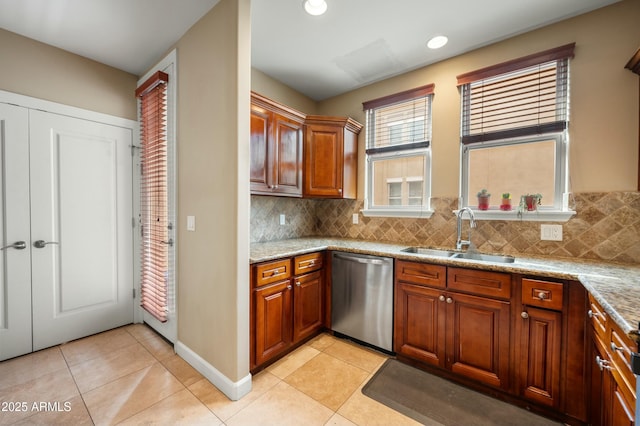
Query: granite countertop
251,237,640,342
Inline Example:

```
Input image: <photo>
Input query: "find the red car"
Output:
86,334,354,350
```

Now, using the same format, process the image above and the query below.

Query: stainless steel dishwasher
331,251,394,352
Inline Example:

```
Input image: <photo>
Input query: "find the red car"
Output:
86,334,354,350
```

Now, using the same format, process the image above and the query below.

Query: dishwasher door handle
333,253,388,265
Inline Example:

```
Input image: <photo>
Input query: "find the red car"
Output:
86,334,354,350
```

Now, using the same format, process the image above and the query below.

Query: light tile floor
0,324,424,425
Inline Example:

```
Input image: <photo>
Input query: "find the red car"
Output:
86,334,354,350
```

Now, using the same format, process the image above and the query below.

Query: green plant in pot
517,193,542,217
477,189,491,210
500,193,512,211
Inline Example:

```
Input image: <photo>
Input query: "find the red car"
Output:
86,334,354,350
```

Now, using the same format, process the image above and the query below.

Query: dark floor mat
362,359,561,426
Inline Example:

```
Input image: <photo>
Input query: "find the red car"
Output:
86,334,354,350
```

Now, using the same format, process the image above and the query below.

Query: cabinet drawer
588,294,608,342
294,252,324,275
447,267,511,299
609,325,637,403
396,260,446,289
253,259,292,288
522,278,563,311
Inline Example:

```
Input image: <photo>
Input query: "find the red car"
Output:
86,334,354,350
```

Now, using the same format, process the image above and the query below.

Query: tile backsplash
251,192,640,264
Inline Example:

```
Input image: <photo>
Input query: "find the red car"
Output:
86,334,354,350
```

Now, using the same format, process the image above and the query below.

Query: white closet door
0,104,32,361
29,110,134,350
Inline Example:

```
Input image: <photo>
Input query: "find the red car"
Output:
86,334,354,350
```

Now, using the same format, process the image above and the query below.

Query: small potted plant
517,193,542,217
477,189,491,210
500,193,512,211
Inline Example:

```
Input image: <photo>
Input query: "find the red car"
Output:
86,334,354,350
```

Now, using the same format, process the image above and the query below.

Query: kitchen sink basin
400,247,456,257
401,247,515,263
450,252,515,263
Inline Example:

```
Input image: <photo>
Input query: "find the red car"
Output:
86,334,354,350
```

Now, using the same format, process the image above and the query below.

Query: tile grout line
59,344,97,426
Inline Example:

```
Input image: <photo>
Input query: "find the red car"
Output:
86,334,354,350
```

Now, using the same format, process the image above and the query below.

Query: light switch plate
187,215,195,231
279,214,286,226
541,224,562,241
352,213,359,224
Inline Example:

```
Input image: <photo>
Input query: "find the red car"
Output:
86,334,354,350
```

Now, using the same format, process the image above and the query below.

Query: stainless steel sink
400,247,456,257
401,247,515,263
450,252,515,263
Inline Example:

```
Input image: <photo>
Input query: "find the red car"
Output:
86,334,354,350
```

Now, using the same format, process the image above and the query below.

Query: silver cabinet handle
446,297,453,304
610,342,625,353
595,355,612,371
34,240,59,249
0,241,27,250
521,311,529,319
438,295,446,302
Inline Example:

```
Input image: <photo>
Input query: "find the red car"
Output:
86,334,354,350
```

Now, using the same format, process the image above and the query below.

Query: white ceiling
0,0,620,100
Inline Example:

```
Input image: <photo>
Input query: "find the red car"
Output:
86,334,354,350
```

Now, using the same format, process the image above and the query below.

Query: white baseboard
175,340,252,401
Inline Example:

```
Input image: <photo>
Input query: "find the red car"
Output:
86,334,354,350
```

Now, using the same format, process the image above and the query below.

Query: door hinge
133,288,136,299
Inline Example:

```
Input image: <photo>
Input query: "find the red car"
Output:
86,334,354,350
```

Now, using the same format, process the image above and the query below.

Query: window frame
362,84,435,218
134,49,177,342
456,44,576,222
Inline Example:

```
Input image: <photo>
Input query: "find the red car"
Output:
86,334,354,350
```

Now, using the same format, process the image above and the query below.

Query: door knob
34,240,59,249
0,241,27,250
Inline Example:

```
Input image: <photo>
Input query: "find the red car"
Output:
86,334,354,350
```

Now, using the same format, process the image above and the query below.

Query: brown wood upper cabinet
250,92,305,197
303,115,362,199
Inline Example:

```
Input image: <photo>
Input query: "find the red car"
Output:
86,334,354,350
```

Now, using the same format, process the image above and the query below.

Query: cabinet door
394,282,446,367
272,115,303,196
590,337,606,426
250,105,273,193
254,280,292,366
610,380,635,426
518,306,562,408
304,123,344,198
446,292,511,390
293,270,324,342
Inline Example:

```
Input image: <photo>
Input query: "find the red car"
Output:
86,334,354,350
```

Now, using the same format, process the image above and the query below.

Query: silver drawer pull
610,342,625,353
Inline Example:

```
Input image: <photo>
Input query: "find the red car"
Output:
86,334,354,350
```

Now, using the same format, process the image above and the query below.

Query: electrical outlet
186,215,196,231
352,213,359,224
541,224,562,241
279,214,286,226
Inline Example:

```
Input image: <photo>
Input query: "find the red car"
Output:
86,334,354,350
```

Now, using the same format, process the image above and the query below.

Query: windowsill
362,208,434,219
453,209,576,222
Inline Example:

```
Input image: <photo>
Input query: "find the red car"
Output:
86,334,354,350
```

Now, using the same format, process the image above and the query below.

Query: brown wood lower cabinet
254,279,292,366
517,305,562,408
589,294,637,426
251,252,325,371
395,260,590,424
293,269,324,342
395,261,511,390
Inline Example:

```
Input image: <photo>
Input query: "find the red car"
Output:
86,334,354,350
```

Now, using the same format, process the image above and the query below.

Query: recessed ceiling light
304,0,327,16
427,35,448,49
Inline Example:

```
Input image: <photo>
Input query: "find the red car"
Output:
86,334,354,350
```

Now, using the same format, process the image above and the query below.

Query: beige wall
0,28,137,120
251,68,318,115
176,0,250,382
317,0,640,196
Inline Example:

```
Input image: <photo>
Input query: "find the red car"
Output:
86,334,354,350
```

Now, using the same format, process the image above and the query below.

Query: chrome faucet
456,207,476,251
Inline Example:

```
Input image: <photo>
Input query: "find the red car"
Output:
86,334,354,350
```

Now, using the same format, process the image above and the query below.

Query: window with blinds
458,43,574,144
363,84,433,217
136,71,169,323
364,84,433,153
456,44,575,214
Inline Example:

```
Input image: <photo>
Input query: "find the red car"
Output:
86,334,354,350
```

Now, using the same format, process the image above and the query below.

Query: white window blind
458,43,574,144
363,84,433,216
364,84,434,154
136,71,169,323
